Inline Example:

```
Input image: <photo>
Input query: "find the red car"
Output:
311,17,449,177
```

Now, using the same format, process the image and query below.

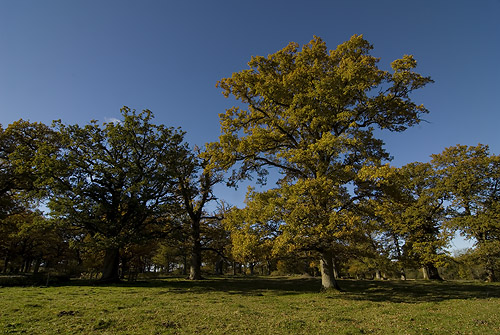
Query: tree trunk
189,249,202,280
485,268,497,282
249,262,255,275
422,266,429,280
232,261,237,276
332,258,339,279
485,260,497,282
400,268,407,280
120,256,128,280
100,247,120,283
422,264,443,280
188,216,203,280
33,258,42,275
189,236,202,280
214,257,223,275
182,254,188,275
484,255,497,282
3,253,9,273
375,269,382,280
320,250,342,291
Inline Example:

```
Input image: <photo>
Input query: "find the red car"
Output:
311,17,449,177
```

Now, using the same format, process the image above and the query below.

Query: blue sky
1,1,499,249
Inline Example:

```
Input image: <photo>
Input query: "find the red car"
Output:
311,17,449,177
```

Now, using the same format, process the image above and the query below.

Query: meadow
1,276,499,334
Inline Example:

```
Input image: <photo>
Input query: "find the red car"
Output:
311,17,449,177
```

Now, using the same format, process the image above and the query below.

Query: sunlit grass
1,276,499,334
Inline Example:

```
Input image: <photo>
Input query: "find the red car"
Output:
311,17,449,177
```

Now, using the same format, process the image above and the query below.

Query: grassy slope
1,277,499,334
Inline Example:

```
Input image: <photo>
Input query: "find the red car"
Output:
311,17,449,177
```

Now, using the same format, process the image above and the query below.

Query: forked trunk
100,247,120,283
320,250,342,291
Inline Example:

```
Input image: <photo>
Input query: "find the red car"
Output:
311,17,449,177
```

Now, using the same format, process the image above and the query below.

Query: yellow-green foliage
209,35,432,277
432,144,500,280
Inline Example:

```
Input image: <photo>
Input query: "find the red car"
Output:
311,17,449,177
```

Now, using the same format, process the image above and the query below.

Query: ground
1,276,499,334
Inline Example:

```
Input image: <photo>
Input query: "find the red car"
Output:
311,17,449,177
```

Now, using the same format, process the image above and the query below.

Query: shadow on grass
56,276,500,303
336,279,500,303
67,276,321,295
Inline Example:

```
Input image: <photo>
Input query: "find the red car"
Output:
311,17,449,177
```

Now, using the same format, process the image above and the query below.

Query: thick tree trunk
189,240,202,280
100,247,120,283
422,264,443,280
189,217,203,280
189,249,202,280
320,250,342,291
375,269,382,280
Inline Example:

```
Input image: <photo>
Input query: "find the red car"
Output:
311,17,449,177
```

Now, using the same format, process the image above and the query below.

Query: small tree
172,148,224,280
224,190,280,275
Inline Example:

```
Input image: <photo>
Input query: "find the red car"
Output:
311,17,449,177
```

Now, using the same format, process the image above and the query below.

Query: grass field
1,276,499,334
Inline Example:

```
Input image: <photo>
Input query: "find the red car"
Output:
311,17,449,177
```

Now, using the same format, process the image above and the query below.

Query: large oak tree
210,35,432,290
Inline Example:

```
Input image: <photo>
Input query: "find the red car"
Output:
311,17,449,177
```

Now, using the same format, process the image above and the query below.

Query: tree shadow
335,279,500,303
55,276,500,302
61,275,321,295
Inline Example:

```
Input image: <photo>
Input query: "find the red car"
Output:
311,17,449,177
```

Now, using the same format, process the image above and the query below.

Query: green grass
1,276,499,334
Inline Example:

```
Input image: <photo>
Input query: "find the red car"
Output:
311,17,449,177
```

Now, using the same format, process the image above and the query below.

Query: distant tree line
1,35,498,289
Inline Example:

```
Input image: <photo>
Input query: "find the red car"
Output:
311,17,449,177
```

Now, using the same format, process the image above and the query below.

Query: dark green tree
173,148,223,280
44,107,186,282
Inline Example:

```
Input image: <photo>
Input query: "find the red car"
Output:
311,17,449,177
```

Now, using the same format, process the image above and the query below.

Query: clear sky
1,1,499,249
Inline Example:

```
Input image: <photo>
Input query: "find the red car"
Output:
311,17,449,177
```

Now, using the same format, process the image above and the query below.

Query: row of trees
1,35,498,289
0,110,226,282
